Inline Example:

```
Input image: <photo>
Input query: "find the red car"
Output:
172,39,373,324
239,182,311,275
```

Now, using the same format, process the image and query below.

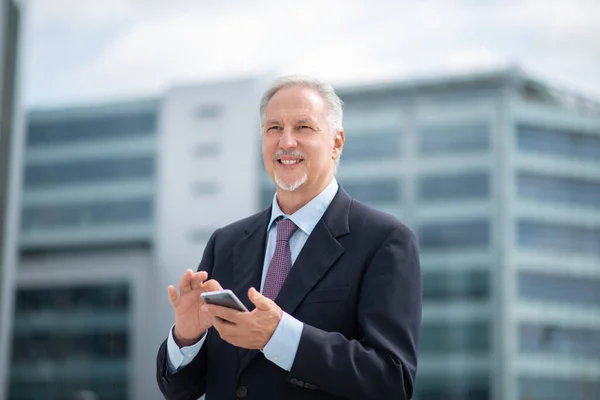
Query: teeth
281,159,300,165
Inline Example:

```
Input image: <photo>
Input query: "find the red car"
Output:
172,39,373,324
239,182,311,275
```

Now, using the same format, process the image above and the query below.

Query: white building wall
154,76,270,348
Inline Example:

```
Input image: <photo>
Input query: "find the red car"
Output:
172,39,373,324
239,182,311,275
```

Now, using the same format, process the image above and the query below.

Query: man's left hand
204,287,283,350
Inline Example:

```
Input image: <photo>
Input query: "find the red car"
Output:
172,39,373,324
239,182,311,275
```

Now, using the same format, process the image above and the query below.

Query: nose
279,127,297,150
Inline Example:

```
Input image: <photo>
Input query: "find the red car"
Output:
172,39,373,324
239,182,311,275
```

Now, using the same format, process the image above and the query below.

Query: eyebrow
296,118,316,125
264,117,318,126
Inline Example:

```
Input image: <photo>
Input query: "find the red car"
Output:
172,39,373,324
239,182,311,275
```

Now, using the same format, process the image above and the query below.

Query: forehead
265,85,328,120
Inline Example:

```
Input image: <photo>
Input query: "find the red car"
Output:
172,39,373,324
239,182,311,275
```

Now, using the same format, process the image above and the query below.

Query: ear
332,130,345,160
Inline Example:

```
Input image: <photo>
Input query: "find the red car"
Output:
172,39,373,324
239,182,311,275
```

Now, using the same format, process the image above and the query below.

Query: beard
271,149,307,191
274,171,307,191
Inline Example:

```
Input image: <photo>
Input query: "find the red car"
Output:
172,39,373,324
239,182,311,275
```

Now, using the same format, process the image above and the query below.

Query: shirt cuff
262,312,303,371
166,325,206,374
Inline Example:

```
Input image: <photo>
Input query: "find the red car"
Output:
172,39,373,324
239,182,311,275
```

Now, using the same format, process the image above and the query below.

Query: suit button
236,386,248,398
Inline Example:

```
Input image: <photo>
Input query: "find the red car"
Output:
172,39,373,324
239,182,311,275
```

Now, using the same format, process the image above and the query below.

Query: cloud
23,0,600,106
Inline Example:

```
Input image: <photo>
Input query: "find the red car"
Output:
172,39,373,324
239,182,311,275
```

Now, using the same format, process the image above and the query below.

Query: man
156,76,422,400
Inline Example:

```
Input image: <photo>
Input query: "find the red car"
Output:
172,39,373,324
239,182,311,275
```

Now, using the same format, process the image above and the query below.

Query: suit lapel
237,187,352,375
275,218,344,314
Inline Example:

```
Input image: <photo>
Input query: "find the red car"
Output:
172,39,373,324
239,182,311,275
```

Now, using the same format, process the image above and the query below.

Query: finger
167,285,179,307
190,271,208,290
211,316,234,339
249,287,273,311
200,279,223,292
178,269,194,295
204,304,240,323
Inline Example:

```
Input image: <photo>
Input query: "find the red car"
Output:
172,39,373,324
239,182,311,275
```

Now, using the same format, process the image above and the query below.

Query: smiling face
262,85,344,202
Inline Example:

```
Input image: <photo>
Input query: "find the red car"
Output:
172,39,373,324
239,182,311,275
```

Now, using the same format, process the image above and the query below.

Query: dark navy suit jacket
156,187,422,400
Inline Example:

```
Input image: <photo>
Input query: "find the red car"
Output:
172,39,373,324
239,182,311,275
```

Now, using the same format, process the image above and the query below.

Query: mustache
272,150,306,161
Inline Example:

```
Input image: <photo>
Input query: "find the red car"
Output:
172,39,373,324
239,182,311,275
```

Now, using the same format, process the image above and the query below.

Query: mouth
277,158,304,165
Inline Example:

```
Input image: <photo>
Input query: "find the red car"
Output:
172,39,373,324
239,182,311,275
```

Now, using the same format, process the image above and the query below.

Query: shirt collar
268,177,339,235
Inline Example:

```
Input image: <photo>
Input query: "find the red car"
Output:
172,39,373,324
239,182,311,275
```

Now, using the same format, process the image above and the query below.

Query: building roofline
28,96,160,122
336,65,600,113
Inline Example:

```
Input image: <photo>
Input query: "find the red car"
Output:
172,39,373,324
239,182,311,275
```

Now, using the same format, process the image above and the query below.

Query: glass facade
9,284,130,400
517,172,600,208
341,133,400,161
27,111,156,147
418,122,489,154
418,172,489,201
423,270,489,301
341,180,400,203
519,324,600,360
518,221,600,255
24,157,154,187
419,321,490,353
519,377,600,400
416,376,490,400
517,124,600,161
419,220,489,249
21,198,152,230
518,271,600,308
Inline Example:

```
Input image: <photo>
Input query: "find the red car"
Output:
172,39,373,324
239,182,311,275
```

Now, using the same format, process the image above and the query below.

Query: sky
22,0,600,107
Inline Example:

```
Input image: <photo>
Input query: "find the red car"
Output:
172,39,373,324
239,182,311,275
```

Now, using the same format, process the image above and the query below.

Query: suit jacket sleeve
156,229,218,400
289,226,422,400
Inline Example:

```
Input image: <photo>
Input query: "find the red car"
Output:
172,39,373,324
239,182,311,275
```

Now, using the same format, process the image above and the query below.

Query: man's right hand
168,269,223,347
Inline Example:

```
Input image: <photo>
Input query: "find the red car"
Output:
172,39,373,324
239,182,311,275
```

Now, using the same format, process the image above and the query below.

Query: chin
275,173,307,192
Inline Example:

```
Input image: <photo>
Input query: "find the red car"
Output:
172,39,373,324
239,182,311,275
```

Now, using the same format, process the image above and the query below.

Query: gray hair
259,75,344,136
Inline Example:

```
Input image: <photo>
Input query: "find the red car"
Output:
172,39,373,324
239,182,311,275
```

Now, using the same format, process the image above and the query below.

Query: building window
519,324,600,360
419,321,489,353
195,104,223,119
27,111,156,147
423,269,489,301
341,180,400,203
24,157,154,187
342,132,400,161
517,220,600,255
517,124,600,161
418,122,489,154
189,228,214,243
517,172,600,208
10,284,129,399
518,271,600,308
194,142,220,158
418,171,489,201
191,181,218,196
261,186,275,209
15,284,129,312
416,376,490,400
419,220,489,249
519,377,600,400
21,199,152,230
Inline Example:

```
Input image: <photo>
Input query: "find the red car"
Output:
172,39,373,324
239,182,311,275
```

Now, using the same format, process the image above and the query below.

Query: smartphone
200,289,249,312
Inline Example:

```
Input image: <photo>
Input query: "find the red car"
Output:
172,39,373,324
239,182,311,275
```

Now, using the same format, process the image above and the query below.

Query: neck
276,175,333,215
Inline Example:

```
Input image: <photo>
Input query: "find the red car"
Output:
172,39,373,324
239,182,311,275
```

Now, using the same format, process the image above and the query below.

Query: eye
267,126,281,132
298,125,312,130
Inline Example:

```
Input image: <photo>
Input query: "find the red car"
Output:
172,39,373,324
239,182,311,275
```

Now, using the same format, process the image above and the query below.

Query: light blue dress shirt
167,177,339,374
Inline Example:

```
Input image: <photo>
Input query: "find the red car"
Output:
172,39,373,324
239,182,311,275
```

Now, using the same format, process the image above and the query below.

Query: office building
3,68,599,399
0,0,23,399
327,69,600,400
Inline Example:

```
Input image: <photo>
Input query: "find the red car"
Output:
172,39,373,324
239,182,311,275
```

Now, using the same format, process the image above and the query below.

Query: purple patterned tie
263,218,298,300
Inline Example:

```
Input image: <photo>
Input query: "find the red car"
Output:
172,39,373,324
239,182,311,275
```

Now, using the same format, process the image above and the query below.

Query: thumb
248,287,272,311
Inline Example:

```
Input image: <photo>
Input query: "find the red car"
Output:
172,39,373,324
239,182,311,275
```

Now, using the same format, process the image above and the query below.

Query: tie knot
276,218,298,242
